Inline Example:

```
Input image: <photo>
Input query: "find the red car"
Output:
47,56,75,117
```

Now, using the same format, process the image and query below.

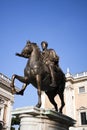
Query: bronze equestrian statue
10,41,66,113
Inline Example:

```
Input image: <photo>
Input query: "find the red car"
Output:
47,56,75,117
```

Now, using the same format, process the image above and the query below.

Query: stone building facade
0,73,14,130
41,69,87,130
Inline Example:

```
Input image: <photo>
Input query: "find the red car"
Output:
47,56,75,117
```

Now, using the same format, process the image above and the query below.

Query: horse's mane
31,42,43,60
32,42,41,53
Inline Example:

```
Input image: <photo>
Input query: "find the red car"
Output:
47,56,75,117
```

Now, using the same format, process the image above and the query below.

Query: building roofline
66,71,87,83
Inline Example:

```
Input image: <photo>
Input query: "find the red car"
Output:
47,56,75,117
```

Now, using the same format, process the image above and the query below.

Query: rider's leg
49,64,57,87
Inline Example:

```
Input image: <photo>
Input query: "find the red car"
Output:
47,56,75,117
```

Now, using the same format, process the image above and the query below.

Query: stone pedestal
12,106,76,130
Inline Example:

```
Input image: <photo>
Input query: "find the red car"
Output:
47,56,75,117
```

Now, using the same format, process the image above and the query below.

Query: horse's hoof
59,109,62,114
55,109,58,112
35,104,41,108
16,90,24,96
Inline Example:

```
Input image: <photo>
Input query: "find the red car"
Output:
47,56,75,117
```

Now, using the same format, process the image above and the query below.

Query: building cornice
66,71,87,83
0,73,11,92
0,87,14,102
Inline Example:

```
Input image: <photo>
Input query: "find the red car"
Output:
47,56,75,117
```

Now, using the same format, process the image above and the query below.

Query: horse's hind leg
46,92,58,111
58,92,65,113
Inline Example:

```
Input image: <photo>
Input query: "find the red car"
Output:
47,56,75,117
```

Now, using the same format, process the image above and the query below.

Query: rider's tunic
41,49,59,66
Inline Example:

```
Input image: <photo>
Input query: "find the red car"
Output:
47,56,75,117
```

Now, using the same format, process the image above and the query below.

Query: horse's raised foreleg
58,92,65,113
10,74,29,94
16,83,28,95
10,74,17,94
35,75,42,108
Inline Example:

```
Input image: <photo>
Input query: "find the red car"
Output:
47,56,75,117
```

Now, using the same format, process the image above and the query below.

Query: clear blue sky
0,0,87,108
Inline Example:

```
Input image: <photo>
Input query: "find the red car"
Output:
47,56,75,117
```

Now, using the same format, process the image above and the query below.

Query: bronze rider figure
41,41,59,87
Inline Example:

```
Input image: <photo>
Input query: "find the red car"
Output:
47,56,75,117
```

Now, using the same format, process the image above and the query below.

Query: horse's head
16,40,41,59
21,41,32,55
19,40,34,58
20,41,40,58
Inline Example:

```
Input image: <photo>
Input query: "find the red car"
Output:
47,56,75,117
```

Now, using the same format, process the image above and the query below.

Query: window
79,86,85,93
80,112,87,125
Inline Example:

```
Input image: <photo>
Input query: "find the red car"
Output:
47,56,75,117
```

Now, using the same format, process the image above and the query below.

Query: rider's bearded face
42,43,47,51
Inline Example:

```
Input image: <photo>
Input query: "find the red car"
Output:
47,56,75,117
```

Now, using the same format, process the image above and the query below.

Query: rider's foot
50,81,57,88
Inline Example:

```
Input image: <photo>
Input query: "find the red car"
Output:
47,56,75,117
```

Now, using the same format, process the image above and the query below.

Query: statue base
12,106,76,130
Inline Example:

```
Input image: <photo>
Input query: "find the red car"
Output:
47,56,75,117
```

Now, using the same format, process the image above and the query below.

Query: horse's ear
33,43,37,46
27,40,31,44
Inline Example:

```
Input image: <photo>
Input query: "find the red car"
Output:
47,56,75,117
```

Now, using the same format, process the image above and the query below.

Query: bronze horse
10,41,66,113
